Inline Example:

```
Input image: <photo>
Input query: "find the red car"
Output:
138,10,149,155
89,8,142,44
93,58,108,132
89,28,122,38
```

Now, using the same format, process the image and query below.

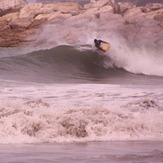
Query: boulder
65,11,97,27
100,12,124,24
0,0,27,16
20,2,82,20
98,5,113,14
65,3,114,28
84,0,115,9
51,2,82,15
145,8,163,21
123,7,144,17
0,12,19,23
83,4,114,19
0,12,20,33
141,3,163,13
35,12,71,22
19,3,43,18
9,18,33,29
154,14,163,22
39,4,55,14
116,2,136,15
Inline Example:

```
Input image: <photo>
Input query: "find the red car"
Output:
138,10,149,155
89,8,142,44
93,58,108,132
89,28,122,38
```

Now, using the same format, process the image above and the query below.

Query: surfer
94,39,110,52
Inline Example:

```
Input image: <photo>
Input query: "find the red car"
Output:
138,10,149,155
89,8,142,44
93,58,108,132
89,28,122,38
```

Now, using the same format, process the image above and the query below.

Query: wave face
0,45,115,83
0,45,162,84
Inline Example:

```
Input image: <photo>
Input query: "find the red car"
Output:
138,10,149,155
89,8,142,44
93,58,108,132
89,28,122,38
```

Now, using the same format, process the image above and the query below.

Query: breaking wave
0,45,162,84
0,98,163,144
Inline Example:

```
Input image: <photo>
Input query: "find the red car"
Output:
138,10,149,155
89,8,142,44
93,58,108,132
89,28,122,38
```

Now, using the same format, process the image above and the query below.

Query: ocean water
0,20,163,162
0,43,163,162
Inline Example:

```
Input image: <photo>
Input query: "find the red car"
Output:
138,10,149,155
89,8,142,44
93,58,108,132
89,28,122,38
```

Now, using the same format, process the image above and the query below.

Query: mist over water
108,38,163,76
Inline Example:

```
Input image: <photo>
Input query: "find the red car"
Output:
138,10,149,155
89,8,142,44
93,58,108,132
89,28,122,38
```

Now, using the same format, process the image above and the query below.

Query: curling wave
0,45,130,83
0,45,162,84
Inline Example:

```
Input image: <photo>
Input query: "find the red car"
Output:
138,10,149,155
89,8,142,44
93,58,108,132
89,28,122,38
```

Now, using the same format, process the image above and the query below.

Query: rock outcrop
0,0,27,16
0,0,162,48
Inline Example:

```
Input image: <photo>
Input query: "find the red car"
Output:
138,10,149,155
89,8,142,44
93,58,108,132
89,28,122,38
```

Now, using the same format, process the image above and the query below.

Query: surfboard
100,42,110,52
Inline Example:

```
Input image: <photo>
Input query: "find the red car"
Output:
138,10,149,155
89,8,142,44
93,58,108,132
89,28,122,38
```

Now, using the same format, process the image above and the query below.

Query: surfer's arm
100,40,107,44
97,46,106,52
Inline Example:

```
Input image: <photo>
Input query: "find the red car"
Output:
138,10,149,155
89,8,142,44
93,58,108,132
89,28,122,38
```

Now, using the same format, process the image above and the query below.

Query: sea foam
0,98,163,144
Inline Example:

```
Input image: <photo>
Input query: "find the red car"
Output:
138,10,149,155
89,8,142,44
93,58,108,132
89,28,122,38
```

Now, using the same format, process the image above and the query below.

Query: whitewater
0,18,163,162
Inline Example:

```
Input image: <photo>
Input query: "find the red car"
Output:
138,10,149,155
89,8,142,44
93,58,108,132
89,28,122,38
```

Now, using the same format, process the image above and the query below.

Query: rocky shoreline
0,0,162,48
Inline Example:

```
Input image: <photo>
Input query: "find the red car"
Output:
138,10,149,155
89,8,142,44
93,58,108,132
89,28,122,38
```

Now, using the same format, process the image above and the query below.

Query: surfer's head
94,39,100,46
94,39,100,44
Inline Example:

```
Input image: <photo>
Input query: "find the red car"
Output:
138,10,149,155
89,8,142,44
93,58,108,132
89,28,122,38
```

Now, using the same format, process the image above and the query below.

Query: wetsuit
94,39,108,52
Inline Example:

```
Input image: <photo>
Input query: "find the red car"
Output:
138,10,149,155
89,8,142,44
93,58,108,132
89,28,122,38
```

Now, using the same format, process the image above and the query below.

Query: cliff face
0,0,162,48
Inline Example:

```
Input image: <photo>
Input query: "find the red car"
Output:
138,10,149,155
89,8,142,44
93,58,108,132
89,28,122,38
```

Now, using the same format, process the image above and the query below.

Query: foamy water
0,81,163,144
0,35,163,163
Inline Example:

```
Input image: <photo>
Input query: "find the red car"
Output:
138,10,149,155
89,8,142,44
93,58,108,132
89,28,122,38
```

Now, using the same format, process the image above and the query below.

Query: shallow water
1,141,163,163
